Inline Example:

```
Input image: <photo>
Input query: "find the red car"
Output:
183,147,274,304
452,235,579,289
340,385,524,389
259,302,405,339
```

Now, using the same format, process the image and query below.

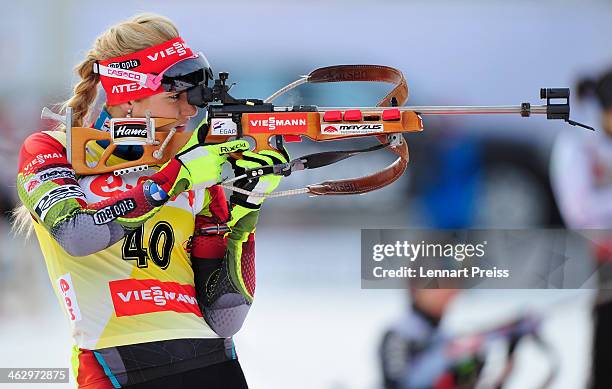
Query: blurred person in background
379,289,474,389
12,13,286,389
550,69,612,389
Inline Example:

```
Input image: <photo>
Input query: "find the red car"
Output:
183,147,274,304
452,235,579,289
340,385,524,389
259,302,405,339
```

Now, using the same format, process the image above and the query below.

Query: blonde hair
13,13,180,236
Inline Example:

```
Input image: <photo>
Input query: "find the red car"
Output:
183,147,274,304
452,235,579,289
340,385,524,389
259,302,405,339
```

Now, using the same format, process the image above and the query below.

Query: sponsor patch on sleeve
23,176,43,194
34,185,86,221
37,167,76,182
93,198,137,225
22,152,66,173
23,167,77,194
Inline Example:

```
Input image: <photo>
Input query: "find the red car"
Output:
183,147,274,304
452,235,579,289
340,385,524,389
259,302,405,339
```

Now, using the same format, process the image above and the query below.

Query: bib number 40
122,221,175,269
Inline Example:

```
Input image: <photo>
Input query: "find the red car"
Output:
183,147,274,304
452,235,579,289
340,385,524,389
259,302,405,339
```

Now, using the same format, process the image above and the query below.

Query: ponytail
64,55,100,127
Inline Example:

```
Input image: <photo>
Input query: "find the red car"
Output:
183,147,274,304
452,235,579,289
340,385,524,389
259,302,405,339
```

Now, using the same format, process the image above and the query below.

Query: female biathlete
13,13,286,389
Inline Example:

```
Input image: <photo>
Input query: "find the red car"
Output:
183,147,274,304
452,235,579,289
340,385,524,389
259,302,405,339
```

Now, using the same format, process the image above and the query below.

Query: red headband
95,37,195,105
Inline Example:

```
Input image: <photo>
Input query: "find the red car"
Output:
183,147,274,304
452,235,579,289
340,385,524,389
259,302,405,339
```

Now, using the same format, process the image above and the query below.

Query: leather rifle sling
304,65,410,195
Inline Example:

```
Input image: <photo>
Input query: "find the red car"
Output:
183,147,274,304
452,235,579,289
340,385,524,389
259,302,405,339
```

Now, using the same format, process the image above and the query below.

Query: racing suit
16,111,257,388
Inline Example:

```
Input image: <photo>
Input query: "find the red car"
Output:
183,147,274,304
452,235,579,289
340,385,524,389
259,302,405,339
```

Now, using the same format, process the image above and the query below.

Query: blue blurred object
420,137,482,228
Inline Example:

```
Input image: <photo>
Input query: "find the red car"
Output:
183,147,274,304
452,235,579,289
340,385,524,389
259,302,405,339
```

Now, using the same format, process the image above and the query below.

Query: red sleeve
18,132,69,174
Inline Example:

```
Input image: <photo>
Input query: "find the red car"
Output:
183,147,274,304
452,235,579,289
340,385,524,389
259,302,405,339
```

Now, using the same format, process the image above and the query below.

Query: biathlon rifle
45,65,594,198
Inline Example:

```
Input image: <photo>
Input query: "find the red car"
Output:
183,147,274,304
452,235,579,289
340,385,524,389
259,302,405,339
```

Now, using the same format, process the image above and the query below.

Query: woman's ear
117,101,133,115
106,102,132,118
113,101,135,117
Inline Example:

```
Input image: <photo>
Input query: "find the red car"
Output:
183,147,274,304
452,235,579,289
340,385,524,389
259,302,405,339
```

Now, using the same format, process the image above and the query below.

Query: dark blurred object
577,69,612,109
0,188,13,220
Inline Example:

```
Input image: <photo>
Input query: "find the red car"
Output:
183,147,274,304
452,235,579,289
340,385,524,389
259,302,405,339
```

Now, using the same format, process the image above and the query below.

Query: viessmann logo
248,113,308,134
22,152,64,172
109,278,202,317
146,41,189,61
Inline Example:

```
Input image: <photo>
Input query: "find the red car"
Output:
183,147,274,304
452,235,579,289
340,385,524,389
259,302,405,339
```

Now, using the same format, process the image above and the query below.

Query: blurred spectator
550,68,612,389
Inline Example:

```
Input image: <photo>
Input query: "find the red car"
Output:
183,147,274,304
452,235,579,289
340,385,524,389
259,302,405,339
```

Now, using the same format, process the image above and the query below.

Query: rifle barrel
313,104,548,115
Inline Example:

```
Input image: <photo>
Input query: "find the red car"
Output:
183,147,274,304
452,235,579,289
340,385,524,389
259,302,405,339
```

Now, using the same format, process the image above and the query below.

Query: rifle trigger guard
273,161,295,177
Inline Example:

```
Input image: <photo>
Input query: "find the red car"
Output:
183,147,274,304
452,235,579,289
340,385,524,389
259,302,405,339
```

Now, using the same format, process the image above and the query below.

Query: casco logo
107,68,143,82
